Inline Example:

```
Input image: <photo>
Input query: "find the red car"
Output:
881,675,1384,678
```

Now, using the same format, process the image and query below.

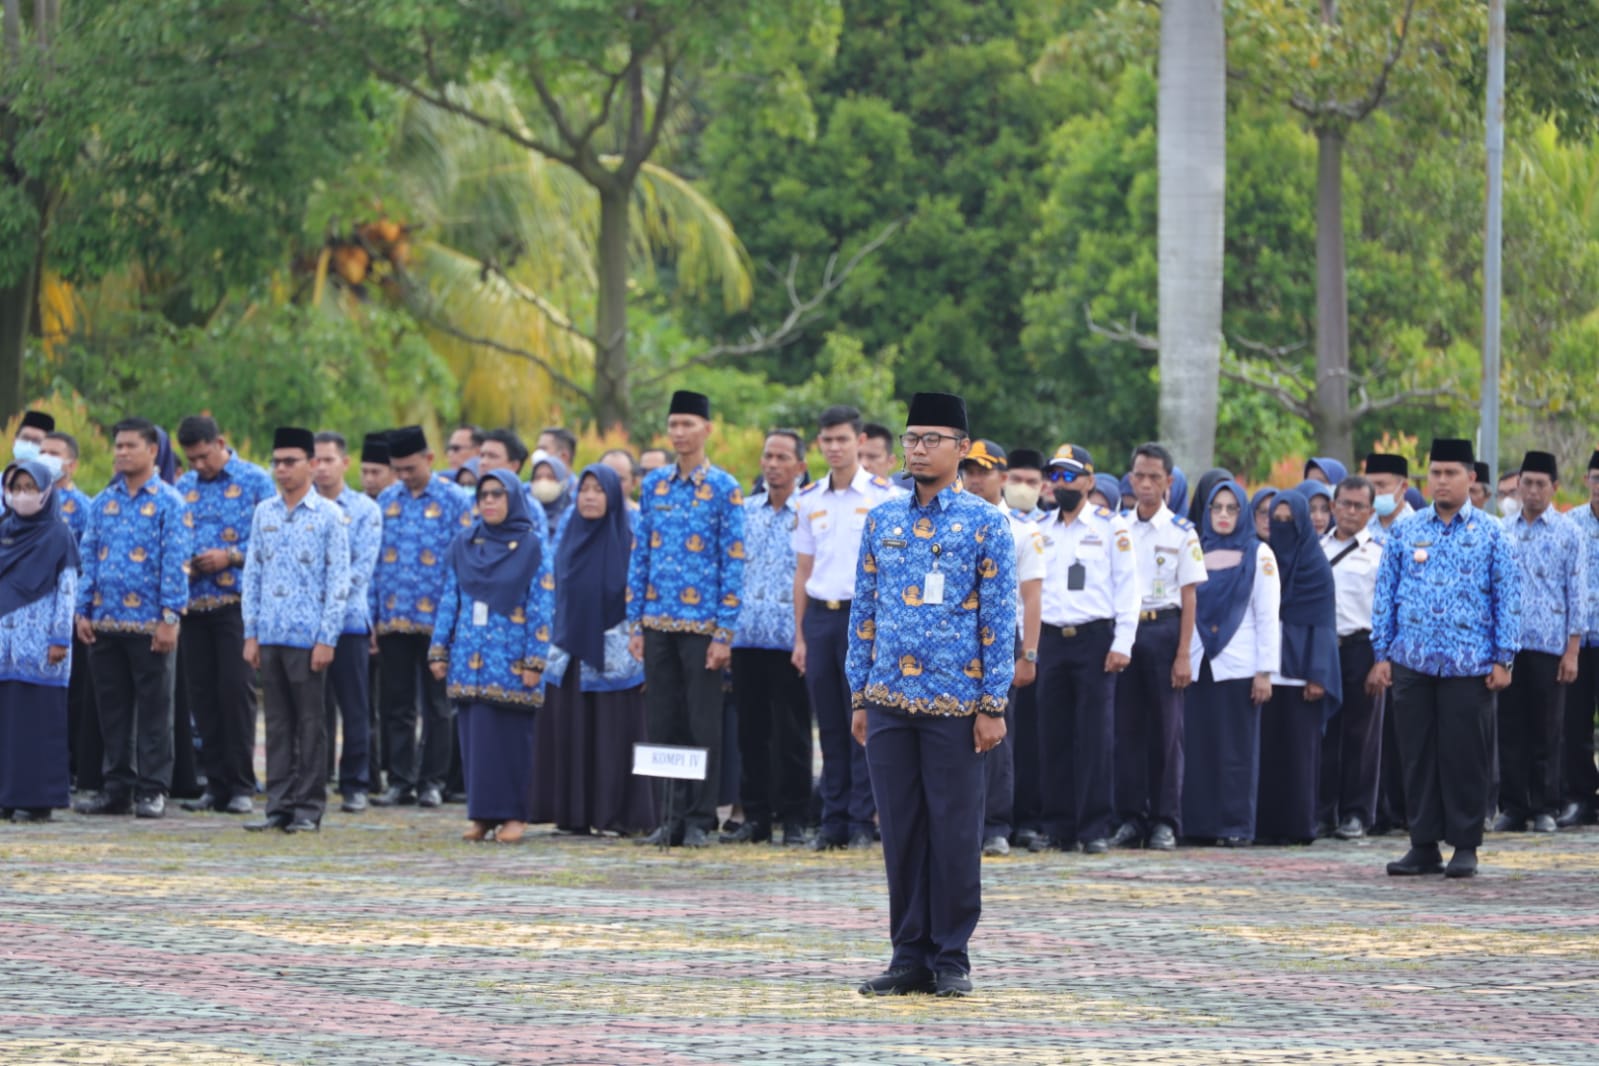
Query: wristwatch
1497,659,1514,673
1022,649,1038,663
161,608,180,626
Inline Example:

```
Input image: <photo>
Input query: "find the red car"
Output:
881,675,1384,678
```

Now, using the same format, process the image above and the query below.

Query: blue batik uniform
1572,505,1599,646
57,485,91,543
0,569,76,687
177,453,275,613
1372,503,1520,677
626,461,746,643
77,478,191,634
371,475,473,636
1502,509,1584,657
428,549,555,710
847,480,1017,979
733,490,798,652
240,493,351,649
1565,504,1599,811
331,486,382,637
545,510,644,693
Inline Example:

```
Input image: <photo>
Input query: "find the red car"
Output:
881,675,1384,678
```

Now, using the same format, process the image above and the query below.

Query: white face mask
1002,482,1041,514
530,478,563,504
1499,496,1521,519
11,438,39,463
36,453,62,480
5,489,44,516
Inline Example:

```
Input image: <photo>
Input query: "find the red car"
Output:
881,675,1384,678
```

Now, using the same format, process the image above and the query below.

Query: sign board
632,743,708,781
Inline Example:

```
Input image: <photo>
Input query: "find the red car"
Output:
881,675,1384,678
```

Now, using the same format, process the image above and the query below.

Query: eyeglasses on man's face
900,432,963,451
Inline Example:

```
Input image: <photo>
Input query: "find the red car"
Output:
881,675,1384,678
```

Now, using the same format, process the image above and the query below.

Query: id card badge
1067,563,1086,591
1152,578,1168,601
923,571,945,605
472,601,490,627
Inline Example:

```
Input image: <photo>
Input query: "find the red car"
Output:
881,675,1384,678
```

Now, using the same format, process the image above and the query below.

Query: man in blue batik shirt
1494,450,1584,834
313,431,383,813
726,429,809,846
849,392,1016,999
1561,450,1599,827
370,425,473,809
242,427,350,834
174,415,276,815
1370,438,1520,880
73,418,192,820
626,390,746,849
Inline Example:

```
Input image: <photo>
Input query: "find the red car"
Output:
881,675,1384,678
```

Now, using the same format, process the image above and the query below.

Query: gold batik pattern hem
511,657,549,674
858,682,985,718
187,594,241,613
447,682,544,709
427,645,448,663
90,620,159,636
376,619,436,637
640,614,718,638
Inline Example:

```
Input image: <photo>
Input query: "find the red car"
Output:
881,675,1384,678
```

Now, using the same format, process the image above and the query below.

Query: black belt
1139,607,1180,623
1045,618,1115,640
1339,629,1371,648
808,597,852,612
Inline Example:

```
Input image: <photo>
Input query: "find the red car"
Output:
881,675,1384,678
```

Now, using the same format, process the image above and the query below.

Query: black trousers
68,637,101,791
1563,645,1599,807
1375,688,1407,832
1319,637,1382,827
324,633,372,795
1010,682,1044,835
90,632,177,801
1113,613,1185,832
377,632,453,792
1037,625,1116,845
170,642,202,797
804,606,874,839
982,684,1017,840
1392,664,1493,850
731,647,811,827
261,645,327,823
181,605,256,802
1498,649,1565,819
643,629,724,833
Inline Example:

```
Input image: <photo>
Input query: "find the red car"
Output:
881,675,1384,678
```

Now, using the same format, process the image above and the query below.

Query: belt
808,597,852,612
1047,618,1115,640
1139,607,1180,623
1339,629,1371,648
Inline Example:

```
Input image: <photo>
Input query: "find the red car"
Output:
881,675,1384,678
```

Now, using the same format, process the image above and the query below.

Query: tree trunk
1156,0,1226,474
1312,126,1354,464
592,184,631,431
0,249,39,421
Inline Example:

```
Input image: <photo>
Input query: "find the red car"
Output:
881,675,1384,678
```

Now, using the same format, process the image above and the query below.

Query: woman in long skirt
533,464,654,835
1256,489,1342,845
429,470,554,844
1182,479,1280,845
0,459,80,823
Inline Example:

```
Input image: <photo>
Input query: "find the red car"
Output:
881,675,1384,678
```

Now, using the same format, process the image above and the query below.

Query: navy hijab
1168,466,1189,517
1188,467,1233,528
1250,487,1279,540
1195,479,1257,661
1305,456,1347,486
1267,489,1342,707
0,460,80,620
553,464,631,671
448,469,542,617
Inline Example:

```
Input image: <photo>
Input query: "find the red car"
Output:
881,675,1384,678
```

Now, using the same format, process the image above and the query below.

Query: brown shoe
496,820,527,844
462,820,490,842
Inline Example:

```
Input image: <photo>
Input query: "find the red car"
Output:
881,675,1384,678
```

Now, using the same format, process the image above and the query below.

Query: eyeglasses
478,488,508,500
1046,468,1086,484
1209,503,1241,516
900,432,964,451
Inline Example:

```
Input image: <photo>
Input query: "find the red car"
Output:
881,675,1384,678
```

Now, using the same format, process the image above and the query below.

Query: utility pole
1480,0,1505,476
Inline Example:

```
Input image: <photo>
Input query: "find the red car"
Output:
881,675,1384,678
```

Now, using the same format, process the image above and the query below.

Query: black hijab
1268,490,1337,629
1195,479,1256,661
1187,467,1233,528
447,469,542,617
0,460,80,619
553,464,632,671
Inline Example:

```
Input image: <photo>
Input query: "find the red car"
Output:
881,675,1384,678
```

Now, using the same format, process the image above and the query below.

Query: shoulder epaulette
798,480,822,495
1172,515,1195,531
1095,505,1113,519
871,475,890,489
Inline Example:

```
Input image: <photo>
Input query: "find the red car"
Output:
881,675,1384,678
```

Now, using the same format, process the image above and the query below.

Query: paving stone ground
2,804,1597,1065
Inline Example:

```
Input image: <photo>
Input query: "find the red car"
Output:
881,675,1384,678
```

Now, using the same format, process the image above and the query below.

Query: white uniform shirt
1003,506,1046,637
1038,505,1140,657
1320,527,1382,638
791,466,901,602
1191,543,1282,682
1127,503,1207,609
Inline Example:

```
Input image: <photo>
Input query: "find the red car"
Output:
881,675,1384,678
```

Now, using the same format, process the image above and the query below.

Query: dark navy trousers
866,706,985,976
805,605,874,840
1038,624,1116,845
1113,612,1186,833
324,632,372,796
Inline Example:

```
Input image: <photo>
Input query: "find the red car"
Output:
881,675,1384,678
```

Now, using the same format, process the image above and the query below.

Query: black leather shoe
982,835,1011,856
1082,837,1110,855
1025,834,1055,853
1012,827,1040,849
12,808,51,823
75,793,132,816
681,825,711,848
1334,815,1366,840
1147,823,1177,851
1445,847,1478,879
1490,813,1525,833
443,789,468,805
858,966,935,996
636,826,685,847
286,818,319,833
934,969,974,998
1109,821,1143,848
848,832,875,850
1386,845,1444,876
1313,820,1336,840
720,821,771,844
1555,802,1586,828
1219,836,1251,848
369,786,416,808
134,794,166,819
809,833,847,852
417,786,443,808
1531,813,1557,833
179,792,221,813
245,813,293,832
340,792,368,813
224,795,255,814
781,822,808,846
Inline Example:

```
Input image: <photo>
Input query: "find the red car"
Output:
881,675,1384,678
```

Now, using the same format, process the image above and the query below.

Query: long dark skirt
0,681,70,810
532,672,655,834
1256,686,1326,843
457,701,535,823
1181,663,1259,840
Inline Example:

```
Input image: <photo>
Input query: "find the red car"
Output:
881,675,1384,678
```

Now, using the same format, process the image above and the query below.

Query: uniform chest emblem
129,547,147,563
139,501,157,517
185,490,200,503
695,482,715,502
685,533,705,553
224,484,243,499
385,502,401,518
913,517,935,539
424,502,442,519
104,500,120,516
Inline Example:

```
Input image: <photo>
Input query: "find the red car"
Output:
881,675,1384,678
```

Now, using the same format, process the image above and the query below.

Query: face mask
1499,496,1521,519
1372,492,1398,517
1053,487,1084,512
5,490,44,516
12,438,39,463
36,453,62,480
530,479,563,504
1003,483,1040,514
